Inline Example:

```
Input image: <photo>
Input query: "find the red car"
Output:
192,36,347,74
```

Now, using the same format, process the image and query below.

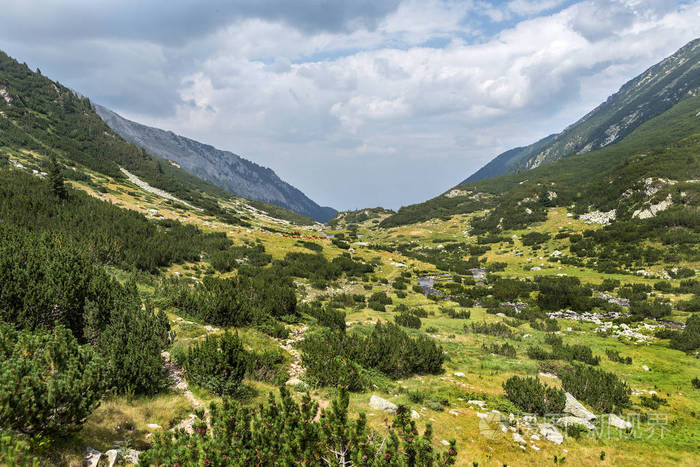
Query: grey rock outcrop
608,413,633,430
369,395,398,413
85,447,101,467
564,392,597,421
537,423,564,444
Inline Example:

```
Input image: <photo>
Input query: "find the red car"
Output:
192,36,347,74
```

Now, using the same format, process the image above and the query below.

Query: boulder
369,395,397,413
411,410,421,419
513,433,527,445
564,392,597,421
85,447,101,467
105,450,119,467
608,414,632,430
537,423,564,445
556,416,596,431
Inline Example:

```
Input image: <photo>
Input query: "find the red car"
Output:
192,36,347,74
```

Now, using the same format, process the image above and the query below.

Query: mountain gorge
95,105,336,223
464,38,700,183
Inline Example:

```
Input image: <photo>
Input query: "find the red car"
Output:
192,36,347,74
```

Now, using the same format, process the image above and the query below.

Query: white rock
642,365,650,371
286,377,303,386
608,413,632,430
441,440,450,446
633,194,673,219
454,372,466,377
581,209,616,225
513,432,527,445
369,395,398,413
411,410,421,419
146,423,162,430
564,392,597,421
105,450,120,467
538,423,564,445
85,447,101,467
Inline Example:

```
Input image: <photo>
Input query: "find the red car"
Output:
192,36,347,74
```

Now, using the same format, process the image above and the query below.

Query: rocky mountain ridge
95,105,336,223
464,38,700,183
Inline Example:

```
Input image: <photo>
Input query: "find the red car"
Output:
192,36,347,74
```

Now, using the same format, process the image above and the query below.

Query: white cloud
4,0,697,210
507,0,568,16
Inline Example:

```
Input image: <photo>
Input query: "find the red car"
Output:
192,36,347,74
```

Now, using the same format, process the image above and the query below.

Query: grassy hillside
381,94,700,229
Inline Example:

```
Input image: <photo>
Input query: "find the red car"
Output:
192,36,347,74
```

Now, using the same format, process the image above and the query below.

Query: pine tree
139,386,458,465
48,155,67,199
0,324,106,436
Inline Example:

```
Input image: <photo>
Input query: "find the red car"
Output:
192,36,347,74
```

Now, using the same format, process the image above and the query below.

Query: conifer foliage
140,387,457,466
0,324,106,436
48,155,67,199
174,332,247,396
502,376,566,416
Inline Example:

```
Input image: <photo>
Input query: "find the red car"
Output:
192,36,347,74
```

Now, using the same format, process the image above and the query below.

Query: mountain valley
0,36,699,467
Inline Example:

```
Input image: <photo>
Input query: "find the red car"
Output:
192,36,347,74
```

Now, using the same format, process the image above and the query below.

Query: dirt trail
277,325,330,420
161,350,210,433
279,325,308,383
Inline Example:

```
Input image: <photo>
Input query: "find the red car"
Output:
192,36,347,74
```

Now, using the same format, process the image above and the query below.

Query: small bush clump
502,376,566,416
174,332,247,396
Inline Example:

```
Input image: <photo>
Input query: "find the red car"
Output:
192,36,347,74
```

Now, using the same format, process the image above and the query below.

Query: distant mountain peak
94,105,336,223
463,37,700,183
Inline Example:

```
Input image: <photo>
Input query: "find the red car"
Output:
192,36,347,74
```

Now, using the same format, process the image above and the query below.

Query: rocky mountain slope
464,38,700,183
380,90,700,228
95,105,336,223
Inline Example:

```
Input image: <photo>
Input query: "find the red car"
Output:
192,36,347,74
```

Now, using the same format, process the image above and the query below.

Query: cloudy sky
1,1,699,210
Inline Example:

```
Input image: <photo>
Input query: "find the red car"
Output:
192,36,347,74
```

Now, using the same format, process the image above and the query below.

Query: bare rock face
369,395,398,413
564,392,597,421
580,209,616,225
633,193,673,219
